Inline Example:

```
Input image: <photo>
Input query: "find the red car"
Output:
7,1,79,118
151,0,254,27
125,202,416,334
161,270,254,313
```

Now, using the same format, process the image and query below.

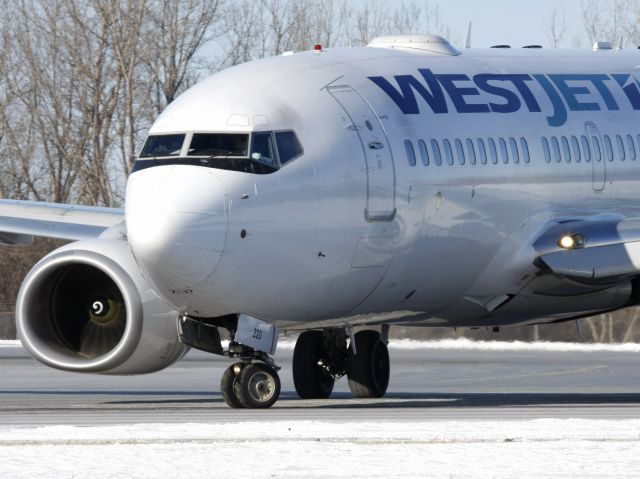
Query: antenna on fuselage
465,21,472,48
616,35,624,50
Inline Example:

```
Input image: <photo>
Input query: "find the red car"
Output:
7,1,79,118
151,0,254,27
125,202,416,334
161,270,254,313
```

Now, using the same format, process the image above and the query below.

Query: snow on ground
385,338,640,352
0,419,638,478
5,338,640,353
279,337,640,353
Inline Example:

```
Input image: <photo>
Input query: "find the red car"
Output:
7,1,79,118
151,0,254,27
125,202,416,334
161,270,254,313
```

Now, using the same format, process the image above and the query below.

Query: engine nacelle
16,235,187,374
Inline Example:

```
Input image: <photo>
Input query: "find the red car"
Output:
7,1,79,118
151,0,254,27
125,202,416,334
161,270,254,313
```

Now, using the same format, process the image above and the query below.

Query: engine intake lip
16,249,143,372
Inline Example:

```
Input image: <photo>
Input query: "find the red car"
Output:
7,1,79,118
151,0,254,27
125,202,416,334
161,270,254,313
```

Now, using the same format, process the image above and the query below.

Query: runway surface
2,340,640,426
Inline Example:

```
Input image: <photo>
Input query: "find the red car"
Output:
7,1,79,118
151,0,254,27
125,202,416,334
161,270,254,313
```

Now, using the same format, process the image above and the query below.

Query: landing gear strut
177,313,282,409
292,328,390,400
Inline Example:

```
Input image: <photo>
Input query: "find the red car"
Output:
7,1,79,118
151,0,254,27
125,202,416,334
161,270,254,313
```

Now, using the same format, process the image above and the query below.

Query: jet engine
16,236,187,374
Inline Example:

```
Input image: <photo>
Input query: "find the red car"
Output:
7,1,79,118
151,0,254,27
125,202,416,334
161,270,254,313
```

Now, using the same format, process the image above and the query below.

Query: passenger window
628,135,637,161
455,139,465,165
561,136,571,163
498,138,509,164
431,139,442,166
477,138,487,165
542,137,551,163
520,138,530,164
604,135,613,161
510,138,519,164
418,139,429,166
571,136,581,163
274,131,303,165
592,136,602,162
404,140,417,166
616,135,625,161
251,132,277,166
627,135,636,161
488,138,498,164
466,139,477,165
443,139,454,165
551,137,561,163
581,136,591,162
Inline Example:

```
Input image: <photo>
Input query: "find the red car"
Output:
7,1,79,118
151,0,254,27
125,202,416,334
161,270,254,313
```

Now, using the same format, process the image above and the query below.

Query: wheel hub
248,371,275,402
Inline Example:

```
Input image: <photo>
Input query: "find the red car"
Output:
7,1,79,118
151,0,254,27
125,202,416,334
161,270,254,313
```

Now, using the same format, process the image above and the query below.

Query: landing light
558,234,587,249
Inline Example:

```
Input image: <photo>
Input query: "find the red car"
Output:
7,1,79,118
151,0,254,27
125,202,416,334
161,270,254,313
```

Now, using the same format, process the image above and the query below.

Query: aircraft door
585,122,606,191
328,86,396,221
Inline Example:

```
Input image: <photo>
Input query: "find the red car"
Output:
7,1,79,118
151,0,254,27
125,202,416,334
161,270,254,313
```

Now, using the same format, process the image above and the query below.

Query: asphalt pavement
1,343,640,426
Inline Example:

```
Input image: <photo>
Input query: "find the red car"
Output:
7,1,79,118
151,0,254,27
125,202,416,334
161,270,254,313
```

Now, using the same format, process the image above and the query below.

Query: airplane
2,34,640,408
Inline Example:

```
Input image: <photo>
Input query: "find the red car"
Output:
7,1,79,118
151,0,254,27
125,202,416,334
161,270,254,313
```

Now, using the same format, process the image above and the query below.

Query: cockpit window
275,131,303,165
250,132,277,166
188,133,249,157
133,130,303,175
140,134,185,158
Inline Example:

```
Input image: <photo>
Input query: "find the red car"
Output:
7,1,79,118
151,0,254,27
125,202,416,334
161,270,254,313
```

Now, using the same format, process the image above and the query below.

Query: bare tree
580,0,633,45
259,0,312,55
220,0,263,66
352,0,454,47
4,1,93,204
94,0,149,177
545,4,568,47
220,0,353,66
308,0,351,49
145,0,223,112
0,9,8,195
353,0,390,45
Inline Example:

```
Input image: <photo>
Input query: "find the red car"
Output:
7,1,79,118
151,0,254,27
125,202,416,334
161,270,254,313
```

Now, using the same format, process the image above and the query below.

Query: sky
423,0,586,48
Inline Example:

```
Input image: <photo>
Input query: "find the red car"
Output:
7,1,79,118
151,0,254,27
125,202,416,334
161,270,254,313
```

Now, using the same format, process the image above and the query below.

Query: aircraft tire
221,363,244,408
293,330,335,399
236,363,281,408
346,330,390,398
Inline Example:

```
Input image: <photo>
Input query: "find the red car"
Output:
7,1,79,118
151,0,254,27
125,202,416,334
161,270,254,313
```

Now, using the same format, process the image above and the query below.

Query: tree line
0,0,451,207
546,0,640,49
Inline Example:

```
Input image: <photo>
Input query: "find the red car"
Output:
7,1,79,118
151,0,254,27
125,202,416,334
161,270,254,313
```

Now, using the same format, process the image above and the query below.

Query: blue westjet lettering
368,70,640,127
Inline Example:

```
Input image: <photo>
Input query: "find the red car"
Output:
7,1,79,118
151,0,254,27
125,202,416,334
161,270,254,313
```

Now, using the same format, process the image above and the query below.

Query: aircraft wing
534,216,640,280
0,199,124,244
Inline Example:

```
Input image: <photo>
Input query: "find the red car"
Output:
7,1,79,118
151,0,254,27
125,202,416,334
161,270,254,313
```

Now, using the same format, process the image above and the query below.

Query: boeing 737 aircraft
3,35,640,408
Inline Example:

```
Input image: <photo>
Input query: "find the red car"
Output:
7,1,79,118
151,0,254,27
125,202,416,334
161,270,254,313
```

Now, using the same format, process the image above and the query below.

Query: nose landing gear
220,341,282,408
178,313,282,409
221,361,281,409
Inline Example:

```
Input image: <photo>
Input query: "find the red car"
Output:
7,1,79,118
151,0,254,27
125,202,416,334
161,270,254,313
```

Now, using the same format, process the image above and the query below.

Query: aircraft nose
125,166,228,291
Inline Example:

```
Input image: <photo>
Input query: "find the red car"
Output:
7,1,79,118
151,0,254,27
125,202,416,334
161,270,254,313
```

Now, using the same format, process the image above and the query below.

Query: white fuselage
125,44,640,330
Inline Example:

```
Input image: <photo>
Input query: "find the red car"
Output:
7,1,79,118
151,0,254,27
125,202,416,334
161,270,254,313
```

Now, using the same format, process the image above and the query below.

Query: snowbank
0,419,638,477
278,337,640,352
386,338,640,352
5,338,640,352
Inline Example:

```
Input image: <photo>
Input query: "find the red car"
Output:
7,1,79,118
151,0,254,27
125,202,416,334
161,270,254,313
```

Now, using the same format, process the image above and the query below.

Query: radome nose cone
125,166,228,288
